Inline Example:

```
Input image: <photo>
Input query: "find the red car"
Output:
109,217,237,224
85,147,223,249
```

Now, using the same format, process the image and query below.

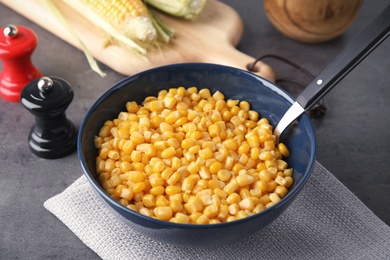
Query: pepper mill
0,24,42,102
20,76,77,159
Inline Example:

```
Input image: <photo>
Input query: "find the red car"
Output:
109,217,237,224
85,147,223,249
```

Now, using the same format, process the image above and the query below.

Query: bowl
78,63,316,247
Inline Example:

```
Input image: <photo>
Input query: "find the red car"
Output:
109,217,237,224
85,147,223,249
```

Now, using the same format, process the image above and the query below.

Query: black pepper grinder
20,76,77,159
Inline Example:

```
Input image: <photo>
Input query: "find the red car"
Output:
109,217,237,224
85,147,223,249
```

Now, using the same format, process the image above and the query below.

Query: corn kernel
126,101,138,113
171,157,181,171
275,175,287,186
136,143,156,157
284,168,293,177
267,180,278,192
208,179,223,190
161,146,176,159
259,151,273,161
105,159,116,172
154,207,173,220
223,182,238,195
161,167,173,181
269,193,281,204
196,214,210,224
188,145,200,155
203,204,219,219
127,204,138,212
198,147,213,159
217,169,231,182
139,208,153,217
185,197,203,214
142,194,155,207
174,212,190,224
156,195,170,207
253,204,266,214
165,185,182,195
170,199,183,213
150,186,165,196
132,182,146,193
238,197,255,211
152,160,165,173
278,143,290,157
226,192,241,204
119,161,132,172
259,194,271,206
236,210,249,220
149,175,164,187
208,124,221,138
264,140,275,151
224,138,237,150
128,171,145,183
284,176,294,188
230,115,242,127
119,199,129,206
239,189,251,199
209,161,223,175
275,160,288,172
275,185,288,198
226,216,237,222
209,219,221,224
214,204,228,220
182,177,196,192
228,203,240,215
130,150,142,162
247,135,259,148
214,188,228,199
130,131,145,144
250,188,262,198
163,96,177,109
232,163,245,174
248,110,259,121
198,88,211,99
259,170,272,182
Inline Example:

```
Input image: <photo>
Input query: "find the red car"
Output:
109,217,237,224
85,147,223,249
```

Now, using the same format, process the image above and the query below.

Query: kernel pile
94,87,293,224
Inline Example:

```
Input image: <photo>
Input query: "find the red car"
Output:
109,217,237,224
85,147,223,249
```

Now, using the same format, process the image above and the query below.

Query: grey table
1,1,389,258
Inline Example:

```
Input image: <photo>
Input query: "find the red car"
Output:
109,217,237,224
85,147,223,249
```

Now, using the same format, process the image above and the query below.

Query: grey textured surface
0,0,389,259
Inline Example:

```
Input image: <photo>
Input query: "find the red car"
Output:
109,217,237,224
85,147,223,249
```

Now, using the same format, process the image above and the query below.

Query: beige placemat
44,162,390,260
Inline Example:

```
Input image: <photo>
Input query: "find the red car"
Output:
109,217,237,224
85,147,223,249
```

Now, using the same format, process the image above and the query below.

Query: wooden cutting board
1,0,275,81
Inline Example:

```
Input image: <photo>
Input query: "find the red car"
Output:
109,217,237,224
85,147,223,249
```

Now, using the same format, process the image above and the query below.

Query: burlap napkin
44,162,390,260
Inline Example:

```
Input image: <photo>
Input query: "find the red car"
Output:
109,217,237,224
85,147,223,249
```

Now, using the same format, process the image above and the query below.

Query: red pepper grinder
20,76,77,159
0,24,42,102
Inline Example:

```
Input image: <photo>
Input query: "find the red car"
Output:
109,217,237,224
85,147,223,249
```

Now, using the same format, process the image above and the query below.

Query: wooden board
1,0,275,81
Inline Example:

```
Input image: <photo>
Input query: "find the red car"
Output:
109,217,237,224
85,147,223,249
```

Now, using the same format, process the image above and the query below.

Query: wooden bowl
264,0,362,43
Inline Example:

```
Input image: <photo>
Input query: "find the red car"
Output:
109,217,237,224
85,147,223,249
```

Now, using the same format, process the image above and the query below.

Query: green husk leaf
149,10,175,43
40,0,106,77
145,0,207,20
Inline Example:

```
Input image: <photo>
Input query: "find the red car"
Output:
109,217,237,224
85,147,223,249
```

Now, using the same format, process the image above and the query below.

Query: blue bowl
78,63,316,247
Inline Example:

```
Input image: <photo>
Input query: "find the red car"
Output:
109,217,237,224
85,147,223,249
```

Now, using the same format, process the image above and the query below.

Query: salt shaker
20,76,77,159
0,24,42,102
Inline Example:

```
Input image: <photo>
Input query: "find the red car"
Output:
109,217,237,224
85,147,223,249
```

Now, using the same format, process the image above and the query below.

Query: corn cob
61,0,159,54
83,0,157,42
145,0,207,20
